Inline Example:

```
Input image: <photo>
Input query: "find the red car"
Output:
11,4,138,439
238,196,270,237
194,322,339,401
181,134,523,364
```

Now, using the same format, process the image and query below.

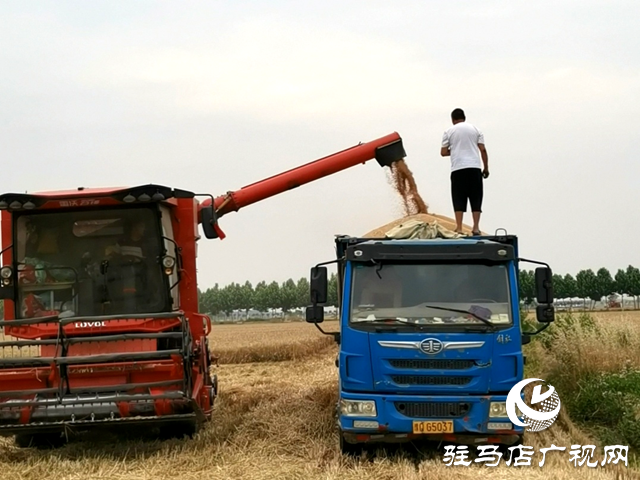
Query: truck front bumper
338,392,523,446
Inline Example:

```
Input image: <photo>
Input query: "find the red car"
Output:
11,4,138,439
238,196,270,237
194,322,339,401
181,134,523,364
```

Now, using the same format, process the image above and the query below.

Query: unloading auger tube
198,132,406,239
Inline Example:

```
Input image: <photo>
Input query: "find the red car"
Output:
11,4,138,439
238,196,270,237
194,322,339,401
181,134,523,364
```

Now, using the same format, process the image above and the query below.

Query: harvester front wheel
159,420,199,440
15,433,66,449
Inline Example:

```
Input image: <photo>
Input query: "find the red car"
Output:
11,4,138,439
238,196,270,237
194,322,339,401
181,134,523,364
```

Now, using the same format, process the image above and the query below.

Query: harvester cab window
15,207,168,319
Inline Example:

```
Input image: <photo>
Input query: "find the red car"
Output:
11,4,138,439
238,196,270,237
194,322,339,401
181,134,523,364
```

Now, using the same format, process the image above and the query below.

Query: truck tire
15,433,66,449
340,435,364,457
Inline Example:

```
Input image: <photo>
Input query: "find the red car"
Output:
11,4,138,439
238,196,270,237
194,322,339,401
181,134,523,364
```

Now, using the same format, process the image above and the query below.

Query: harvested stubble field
1,313,640,479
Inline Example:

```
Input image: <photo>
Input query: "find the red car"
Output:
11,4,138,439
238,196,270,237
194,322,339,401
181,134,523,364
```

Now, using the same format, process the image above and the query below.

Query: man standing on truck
440,108,489,235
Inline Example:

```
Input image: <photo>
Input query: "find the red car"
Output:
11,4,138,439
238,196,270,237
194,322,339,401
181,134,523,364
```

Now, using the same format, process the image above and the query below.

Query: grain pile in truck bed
362,213,482,238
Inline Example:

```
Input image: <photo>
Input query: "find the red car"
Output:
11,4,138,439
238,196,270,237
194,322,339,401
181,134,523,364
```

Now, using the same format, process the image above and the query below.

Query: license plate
412,420,454,434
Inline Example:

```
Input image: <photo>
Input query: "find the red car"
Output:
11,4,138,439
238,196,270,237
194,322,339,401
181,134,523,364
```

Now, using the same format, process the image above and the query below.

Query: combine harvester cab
0,186,216,447
0,132,408,447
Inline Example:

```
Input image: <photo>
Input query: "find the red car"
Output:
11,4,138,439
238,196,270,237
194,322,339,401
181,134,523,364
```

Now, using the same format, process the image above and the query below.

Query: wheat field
0,312,638,479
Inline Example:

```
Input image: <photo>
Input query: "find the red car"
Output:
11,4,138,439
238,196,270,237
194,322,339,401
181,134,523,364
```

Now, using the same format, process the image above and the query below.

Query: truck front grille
391,375,471,386
395,401,470,418
389,359,474,370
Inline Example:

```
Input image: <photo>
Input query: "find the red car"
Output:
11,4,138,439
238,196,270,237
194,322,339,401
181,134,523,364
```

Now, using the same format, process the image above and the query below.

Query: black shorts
450,167,483,212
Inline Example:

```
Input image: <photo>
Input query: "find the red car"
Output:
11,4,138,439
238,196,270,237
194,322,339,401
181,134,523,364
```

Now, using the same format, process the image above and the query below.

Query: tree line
197,274,340,316
199,265,640,315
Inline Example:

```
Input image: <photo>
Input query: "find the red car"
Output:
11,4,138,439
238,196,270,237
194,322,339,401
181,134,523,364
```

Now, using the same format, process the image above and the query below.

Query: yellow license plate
412,420,454,434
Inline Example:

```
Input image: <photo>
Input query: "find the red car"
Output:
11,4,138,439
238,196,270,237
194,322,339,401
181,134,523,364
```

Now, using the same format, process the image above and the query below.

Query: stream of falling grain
390,159,428,216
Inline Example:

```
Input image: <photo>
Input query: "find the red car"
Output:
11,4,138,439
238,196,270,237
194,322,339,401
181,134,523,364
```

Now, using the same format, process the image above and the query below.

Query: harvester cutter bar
0,413,198,436
0,391,185,408
0,332,183,350
0,379,184,398
0,349,182,367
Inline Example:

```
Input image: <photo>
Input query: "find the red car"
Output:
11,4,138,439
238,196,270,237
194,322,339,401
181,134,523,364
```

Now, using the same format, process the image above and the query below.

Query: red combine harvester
0,133,405,447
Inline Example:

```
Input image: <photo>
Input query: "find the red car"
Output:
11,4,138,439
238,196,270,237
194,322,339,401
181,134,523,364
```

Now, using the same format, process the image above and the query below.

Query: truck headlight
340,399,377,417
489,401,508,418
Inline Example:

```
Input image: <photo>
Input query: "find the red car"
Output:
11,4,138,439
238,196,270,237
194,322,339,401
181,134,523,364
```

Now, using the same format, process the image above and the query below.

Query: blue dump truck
306,231,555,454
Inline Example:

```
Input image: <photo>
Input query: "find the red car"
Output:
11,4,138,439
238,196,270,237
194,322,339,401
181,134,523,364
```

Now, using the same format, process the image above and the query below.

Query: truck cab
306,232,555,454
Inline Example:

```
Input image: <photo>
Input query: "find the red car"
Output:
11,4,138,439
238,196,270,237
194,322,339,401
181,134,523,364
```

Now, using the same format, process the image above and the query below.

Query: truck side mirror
536,304,555,323
306,305,324,324
535,266,554,323
201,205,219,239
535,266,553,305
310,266,328,304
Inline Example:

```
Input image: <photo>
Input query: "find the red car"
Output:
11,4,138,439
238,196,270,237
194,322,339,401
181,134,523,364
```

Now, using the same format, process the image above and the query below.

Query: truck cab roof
335,232,519,263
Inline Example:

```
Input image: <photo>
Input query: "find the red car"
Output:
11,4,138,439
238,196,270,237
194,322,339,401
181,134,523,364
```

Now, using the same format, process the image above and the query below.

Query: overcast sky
1,1,638,289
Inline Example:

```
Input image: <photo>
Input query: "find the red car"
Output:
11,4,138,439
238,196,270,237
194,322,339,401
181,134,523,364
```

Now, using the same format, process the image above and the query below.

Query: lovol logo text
74,321,107,328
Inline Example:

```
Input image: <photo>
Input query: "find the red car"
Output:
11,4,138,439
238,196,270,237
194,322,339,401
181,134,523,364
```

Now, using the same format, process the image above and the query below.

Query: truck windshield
349,262,512,326
14,206,168,319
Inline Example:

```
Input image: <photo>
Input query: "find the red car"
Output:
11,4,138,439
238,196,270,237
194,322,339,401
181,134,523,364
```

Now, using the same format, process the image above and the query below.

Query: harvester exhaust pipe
374,138,406,168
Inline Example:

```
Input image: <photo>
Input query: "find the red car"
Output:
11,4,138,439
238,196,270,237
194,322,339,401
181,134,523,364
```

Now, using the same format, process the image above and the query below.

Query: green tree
199,284,221,315
576,269,598,309
217,283,235,316
614,268,630,309
253,281,270,312
552,274,566,299
296,277,310,309
280,279,298,313
614,269,629,294
626,265,640,309
563,273,577,298
562,273,577,310
596,267,614,301
266,281,282,311
237,281,254,318
518,270,535,306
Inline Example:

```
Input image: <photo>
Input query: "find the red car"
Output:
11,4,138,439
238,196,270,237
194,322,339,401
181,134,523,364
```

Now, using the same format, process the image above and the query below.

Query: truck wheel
340,435,364,457
15,433,66,449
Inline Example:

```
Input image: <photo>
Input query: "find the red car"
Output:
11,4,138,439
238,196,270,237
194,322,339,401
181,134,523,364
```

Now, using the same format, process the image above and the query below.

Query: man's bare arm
478,143,488,170
441,146,450,157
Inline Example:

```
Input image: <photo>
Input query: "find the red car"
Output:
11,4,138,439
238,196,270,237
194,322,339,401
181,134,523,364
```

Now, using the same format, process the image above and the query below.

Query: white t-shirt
441,122,484,172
